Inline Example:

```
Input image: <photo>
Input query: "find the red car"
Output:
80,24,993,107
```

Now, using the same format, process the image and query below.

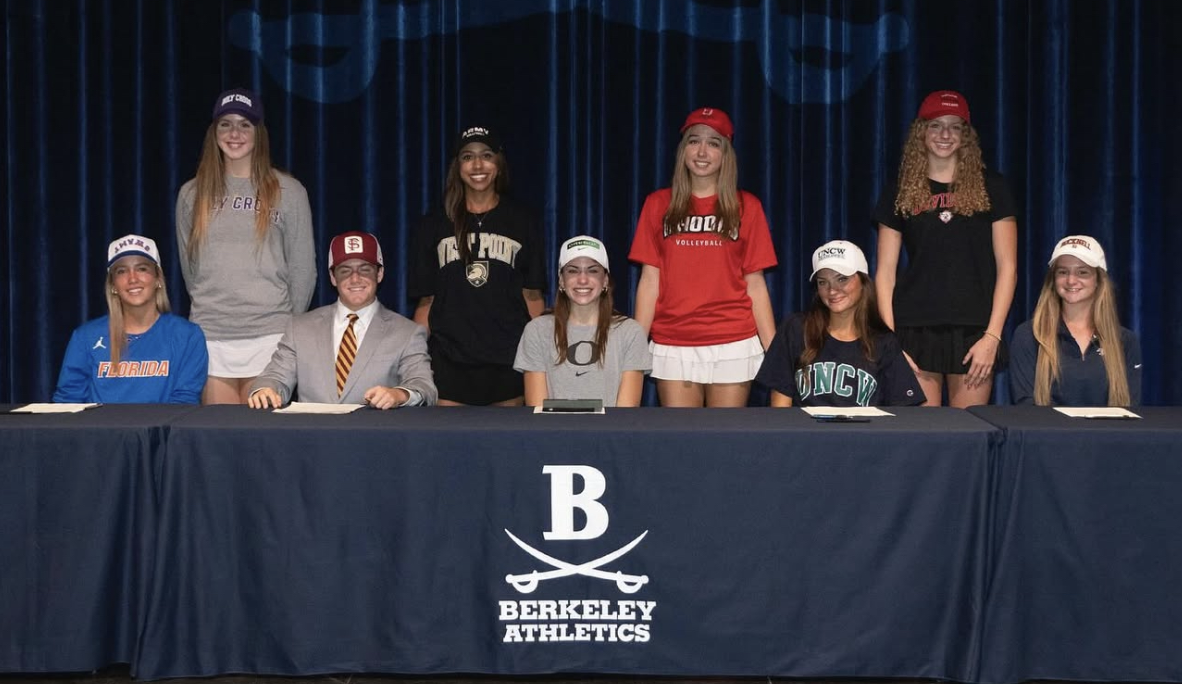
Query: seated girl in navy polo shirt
1009,235,1141,406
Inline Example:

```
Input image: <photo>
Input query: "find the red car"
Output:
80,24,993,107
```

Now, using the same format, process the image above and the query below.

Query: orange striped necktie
335,313,359,396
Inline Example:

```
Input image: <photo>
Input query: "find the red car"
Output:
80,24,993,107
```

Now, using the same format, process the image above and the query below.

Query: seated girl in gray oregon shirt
514,236,651,407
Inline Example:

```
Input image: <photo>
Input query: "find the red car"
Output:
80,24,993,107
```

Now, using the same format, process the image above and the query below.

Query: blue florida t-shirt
53,313,208,404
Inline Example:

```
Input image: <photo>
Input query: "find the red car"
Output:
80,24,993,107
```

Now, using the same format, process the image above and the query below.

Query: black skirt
897,325,1009,376
429,337,524,405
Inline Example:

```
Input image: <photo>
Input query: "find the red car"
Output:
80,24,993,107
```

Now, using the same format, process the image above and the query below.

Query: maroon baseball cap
329,232,384,269
680,107,734,141
918,90,970,123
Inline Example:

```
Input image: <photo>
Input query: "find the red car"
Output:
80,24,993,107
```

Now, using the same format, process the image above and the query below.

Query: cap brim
214,106,261,123
108,250,158,268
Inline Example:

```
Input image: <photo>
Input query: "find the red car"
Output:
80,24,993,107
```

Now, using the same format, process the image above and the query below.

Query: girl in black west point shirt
409,126,546,405
873,90,1018,408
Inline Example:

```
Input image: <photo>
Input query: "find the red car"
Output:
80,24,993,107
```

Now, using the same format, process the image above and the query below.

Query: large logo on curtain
228,1,909,105
498,465,655,644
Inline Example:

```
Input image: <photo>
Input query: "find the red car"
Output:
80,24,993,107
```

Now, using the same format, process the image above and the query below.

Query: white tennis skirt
649,335,765,384
206,333,284,378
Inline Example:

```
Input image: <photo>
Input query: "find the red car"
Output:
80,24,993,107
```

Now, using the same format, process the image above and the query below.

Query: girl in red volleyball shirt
629,108,777,407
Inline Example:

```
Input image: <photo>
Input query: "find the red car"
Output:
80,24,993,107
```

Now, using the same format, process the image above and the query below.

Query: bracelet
983,330,1002,343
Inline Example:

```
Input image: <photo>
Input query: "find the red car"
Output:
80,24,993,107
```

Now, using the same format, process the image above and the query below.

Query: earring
111,289,118,294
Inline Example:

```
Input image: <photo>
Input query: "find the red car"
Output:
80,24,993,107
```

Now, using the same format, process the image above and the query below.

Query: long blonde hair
1030,265,1131,406
186,120,280,263
664,133,741,240
893,119,991,218
105,265,171,366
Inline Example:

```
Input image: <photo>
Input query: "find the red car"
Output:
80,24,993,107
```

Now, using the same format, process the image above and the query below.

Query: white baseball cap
810,240,868,280
107,235,161,268
1049,235,1107,271
558,235,609,271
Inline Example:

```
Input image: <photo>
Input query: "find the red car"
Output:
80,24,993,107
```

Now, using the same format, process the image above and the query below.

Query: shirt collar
335,298,380,327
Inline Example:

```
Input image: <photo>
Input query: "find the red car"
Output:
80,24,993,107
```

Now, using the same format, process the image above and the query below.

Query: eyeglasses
333,264,379,280
926,121,966,136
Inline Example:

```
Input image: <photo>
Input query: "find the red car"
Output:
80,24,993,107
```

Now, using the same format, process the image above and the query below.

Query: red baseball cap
329,231,384,269
680,107,734,141
918,90,971,123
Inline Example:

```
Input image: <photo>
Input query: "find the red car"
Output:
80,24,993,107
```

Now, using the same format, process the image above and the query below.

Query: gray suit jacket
252,302,437,405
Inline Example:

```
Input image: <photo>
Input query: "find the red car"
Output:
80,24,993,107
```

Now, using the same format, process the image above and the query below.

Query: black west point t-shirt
408,198,546,365
872,172,1018,327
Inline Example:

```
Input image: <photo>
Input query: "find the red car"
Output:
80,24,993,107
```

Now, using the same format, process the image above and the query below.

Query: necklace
469,201,497,229
468,205,496,230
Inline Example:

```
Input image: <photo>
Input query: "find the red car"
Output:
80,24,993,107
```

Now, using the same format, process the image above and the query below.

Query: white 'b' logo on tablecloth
504,465,648,594
544,465,608,540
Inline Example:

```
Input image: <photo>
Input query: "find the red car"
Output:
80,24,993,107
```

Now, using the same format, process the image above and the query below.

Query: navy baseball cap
212,88,264,124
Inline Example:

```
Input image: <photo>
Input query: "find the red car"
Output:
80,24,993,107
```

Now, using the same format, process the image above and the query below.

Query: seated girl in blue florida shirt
54,235,208,404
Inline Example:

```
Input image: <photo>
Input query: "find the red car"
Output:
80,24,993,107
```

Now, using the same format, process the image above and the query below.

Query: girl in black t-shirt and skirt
873,90,1018,408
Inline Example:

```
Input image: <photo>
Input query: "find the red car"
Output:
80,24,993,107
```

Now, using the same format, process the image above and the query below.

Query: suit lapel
320,307,342,399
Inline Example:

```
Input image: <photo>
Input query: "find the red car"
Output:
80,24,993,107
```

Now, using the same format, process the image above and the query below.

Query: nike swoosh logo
1134,364,1142,369
575,371,590,377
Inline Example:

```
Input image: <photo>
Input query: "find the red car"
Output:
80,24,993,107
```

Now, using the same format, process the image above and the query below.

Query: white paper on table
1053,406,1141,419
11,403,101,414
272,402,365,415
801,406,894,418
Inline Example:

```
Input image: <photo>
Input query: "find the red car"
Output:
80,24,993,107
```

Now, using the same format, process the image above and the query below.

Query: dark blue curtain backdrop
3,0,1178,404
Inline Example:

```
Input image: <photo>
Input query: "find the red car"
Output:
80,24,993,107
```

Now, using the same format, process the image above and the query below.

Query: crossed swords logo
504,528,649,594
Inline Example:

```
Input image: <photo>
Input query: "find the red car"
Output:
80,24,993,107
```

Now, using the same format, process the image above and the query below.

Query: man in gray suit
248,231,437,409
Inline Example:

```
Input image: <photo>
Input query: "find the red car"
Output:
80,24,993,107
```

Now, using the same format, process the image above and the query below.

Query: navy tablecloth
136,406,999,681
0,404,196,672
970,406,1182,684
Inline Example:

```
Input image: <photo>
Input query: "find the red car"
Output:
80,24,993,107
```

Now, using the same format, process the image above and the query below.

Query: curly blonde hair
893,119,991,217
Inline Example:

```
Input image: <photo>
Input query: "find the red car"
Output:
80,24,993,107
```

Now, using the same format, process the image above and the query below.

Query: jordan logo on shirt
93,336,107,350
795,362,878,407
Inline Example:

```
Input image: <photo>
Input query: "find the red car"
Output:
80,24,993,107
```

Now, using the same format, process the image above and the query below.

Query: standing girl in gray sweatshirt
176,88,316,404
